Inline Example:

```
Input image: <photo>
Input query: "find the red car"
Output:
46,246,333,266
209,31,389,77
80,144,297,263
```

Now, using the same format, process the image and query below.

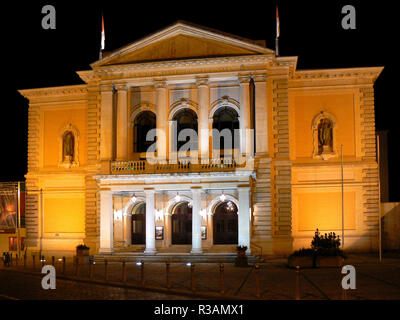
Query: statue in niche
317,118,333,154
63,131,74,163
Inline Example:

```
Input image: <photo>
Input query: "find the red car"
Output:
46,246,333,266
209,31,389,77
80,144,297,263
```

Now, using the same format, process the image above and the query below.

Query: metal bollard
75,256,79,276
15,254,18,266
220,263,225,294
122,261,127,283
10,253,13,266
52,256,55,266
104,260,109,281
191,264,195,292
32,255,36,269
23,253,26,268
41,256,45,268
295,265,301,300
255,264,261,298
342,286,347,300
166,262,171,289
89,261,94,280
62,257,66,274
140,261,145,286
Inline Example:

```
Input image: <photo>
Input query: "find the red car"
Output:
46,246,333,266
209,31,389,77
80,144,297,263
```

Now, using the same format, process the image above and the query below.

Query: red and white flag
101,14,105,51
276,5,280,38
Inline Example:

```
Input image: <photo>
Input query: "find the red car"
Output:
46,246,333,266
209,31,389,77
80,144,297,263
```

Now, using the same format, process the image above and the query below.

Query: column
99,190,114,253
116,84,128,160
254,74,268,155
238,74,252,156
100,85,114,161
238,185,251,254
154,80,167,162
191,187,203,254
144,189,156,254
196,76,210,162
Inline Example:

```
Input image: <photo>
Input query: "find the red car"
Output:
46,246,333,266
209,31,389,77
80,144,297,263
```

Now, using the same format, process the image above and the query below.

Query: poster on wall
0,187,18,234
155,226,164,240
201,226,207,240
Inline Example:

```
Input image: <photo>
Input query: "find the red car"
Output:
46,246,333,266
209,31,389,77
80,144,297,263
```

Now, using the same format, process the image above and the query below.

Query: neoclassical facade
19,22,383,256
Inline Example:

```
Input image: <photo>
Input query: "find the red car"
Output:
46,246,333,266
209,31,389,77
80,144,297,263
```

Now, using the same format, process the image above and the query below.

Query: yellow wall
289,90,357,160
43,194,85,233
42,106,87,167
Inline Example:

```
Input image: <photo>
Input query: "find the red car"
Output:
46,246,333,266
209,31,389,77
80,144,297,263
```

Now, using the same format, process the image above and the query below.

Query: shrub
76,244,90,250
311,229,341,250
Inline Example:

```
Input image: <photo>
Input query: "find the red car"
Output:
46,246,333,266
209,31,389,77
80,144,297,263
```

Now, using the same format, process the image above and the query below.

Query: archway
213,201,238,244
131,202,146,245
171,202,192,244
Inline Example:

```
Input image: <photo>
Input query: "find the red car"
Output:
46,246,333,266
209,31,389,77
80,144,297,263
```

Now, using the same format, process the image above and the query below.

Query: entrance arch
131,202,146,245
213,201,238,244
171,202,192,244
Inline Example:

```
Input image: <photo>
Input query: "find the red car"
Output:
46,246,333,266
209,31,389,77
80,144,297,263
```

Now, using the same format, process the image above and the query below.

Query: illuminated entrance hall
172,202,192,245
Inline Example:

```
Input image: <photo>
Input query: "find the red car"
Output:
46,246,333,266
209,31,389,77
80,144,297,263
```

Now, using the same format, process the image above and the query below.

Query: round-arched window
172,109,198,151
134,111,156,153
212,107,240,151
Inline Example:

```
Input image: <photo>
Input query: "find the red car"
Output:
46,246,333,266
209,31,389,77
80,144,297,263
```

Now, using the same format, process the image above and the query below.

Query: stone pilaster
270,71,293,254
154,80,168,162
196,76,210,161
116,84,128,160
360,86,379,239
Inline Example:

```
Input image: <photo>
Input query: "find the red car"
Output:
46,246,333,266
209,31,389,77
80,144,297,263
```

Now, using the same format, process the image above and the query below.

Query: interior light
220,192,226,202
131,193,137,203
175,193,181,202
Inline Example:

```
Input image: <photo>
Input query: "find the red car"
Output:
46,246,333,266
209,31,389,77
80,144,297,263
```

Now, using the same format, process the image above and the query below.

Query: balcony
110,158,248,175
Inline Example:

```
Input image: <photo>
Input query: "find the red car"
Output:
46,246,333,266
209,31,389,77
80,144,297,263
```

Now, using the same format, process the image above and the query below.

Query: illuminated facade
19,22,383,256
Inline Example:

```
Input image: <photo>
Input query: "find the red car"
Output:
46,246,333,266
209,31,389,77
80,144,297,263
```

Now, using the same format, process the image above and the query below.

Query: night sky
2,1,398,199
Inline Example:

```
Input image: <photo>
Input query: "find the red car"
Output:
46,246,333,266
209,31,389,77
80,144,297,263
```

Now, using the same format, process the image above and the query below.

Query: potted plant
76,244,90,264
235,245,248,267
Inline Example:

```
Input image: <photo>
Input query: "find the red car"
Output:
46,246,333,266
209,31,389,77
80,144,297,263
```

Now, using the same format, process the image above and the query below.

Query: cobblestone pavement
1,253,399,300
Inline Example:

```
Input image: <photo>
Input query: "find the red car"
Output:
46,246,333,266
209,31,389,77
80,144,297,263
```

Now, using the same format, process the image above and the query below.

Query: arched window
134,111,156,153
172,109,198,151
212,107,240,151
131,202,146,245
172,202,192,244
62,131,75,163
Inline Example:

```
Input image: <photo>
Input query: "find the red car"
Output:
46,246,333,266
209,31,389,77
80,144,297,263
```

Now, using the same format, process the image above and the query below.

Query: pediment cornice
293,67,384,83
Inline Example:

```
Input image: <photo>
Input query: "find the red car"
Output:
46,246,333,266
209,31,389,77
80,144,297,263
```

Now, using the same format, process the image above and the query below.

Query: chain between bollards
295,265,301,300
166,262,171,289
220,263,225,294
255,264,261,298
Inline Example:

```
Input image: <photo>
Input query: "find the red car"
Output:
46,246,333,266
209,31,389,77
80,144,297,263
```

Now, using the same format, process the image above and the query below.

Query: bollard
140,261,145,286
32,255,36,269
122,261,127,283
62,257,66,274
52,256,55,266
342,286,347,300
220,264,225,294
191,264,195,292
75,256,79,276
254,264,261,298
10,253,13,266
15,254,18,266
295,265,301,300
166,262,171,289
89,261,94,280
23,253,26,268
104,260,109,281
41,256,45,268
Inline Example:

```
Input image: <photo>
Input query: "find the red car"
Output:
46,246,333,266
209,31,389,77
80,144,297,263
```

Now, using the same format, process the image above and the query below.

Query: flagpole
341,144,344,250
275,5,280,57
99,13,105,60
17,181,21,258
275,38,279,57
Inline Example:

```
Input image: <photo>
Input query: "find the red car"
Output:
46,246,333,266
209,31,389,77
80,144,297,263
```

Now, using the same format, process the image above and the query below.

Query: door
213,201,238,244
132,203,146,245
172,202,192,244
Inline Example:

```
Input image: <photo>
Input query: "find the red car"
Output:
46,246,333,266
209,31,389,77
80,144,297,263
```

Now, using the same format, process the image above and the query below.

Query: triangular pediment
91,21,274,67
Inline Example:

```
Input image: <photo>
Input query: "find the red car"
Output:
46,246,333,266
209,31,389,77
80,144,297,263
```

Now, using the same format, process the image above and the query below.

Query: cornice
293,67,384,83
18,84,88,102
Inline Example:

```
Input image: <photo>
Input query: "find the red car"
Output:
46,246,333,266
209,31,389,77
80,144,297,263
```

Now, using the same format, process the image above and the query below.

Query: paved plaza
0,253,400,300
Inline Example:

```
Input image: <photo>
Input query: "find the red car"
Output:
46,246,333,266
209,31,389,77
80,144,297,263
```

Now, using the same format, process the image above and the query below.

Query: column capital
238,74,251,84
237,184,251,192
195,76,209,87
253,73,268,82
144,188,155,194
153,79,167,89
100,84,114,92
191,186,203,193
114,83,128,91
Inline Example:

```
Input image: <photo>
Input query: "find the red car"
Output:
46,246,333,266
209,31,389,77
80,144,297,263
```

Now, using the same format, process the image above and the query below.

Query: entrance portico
95,171,253,255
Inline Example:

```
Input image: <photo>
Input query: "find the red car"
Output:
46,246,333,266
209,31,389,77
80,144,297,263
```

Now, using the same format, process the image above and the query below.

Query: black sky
1,1,398,199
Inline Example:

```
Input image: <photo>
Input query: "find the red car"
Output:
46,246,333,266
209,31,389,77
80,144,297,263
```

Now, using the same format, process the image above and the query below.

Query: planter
315,255,344,268
235,256,249,267
76,248,89,265
288,255,314,268
237,250,246,257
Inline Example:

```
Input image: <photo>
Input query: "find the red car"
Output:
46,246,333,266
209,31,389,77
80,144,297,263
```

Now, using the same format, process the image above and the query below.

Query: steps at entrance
94,253,263,264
